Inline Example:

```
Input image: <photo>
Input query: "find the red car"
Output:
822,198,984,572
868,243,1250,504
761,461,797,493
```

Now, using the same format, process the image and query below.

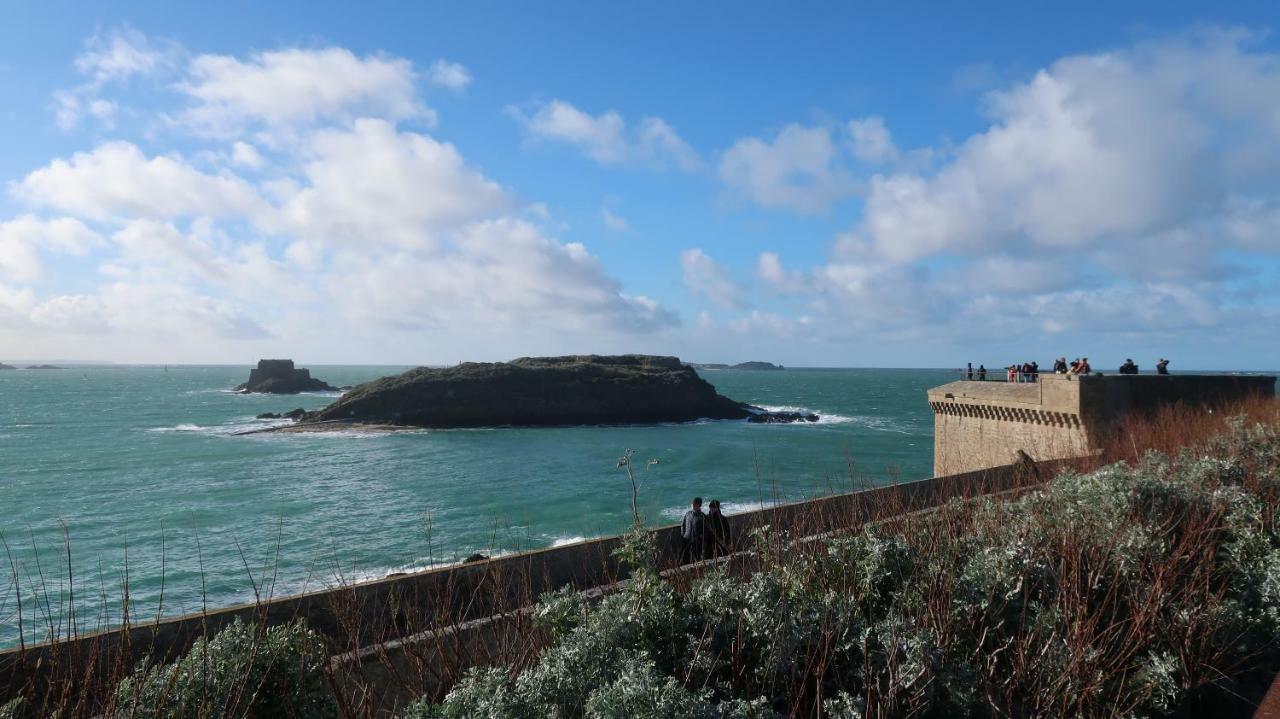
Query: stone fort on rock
928,373,1276,476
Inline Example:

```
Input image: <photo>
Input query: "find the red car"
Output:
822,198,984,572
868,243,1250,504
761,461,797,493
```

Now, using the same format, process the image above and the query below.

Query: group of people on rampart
680,497,731,562
964,357,1170,382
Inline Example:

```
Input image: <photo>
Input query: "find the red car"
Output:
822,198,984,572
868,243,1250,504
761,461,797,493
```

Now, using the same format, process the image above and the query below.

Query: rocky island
24,364,62,370
732,361,784,370
234,359,341,394
253,355,817,432
0,363,15,370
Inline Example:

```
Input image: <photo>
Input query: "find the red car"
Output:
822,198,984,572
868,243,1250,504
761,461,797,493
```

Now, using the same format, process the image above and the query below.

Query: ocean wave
550,535,590,547
660,499,779,519
753,405,854,425
148,417,295,436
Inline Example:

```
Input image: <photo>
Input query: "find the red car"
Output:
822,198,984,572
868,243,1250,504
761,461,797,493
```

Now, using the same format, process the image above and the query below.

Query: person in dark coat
705,499,730,557
680,497,706,563
1156,358,1170,375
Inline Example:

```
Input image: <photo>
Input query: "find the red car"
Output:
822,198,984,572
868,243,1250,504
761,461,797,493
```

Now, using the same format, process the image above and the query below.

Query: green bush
407,418,1280,718
112,618,333,718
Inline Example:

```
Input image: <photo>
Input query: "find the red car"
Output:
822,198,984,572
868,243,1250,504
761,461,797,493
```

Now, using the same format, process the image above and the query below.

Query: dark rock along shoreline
291,355,817,429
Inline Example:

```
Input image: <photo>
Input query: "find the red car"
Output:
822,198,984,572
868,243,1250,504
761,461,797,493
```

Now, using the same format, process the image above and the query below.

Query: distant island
24,364,62,370
731,361,784,371
250,355,816,432
235,359,342,394
690,361,784,371
0,363,15,370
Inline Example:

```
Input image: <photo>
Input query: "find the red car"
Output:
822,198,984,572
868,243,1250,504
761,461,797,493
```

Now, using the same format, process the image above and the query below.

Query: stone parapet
929,373,1275,475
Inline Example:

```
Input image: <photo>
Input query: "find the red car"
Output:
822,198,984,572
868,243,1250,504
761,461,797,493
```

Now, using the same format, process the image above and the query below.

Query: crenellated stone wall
929,373,1276,476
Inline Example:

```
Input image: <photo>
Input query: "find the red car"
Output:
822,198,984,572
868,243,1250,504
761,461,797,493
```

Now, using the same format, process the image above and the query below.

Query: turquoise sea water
0,365,951,647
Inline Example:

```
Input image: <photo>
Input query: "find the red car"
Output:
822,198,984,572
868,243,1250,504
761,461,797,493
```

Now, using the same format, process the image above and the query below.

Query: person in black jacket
680,497,706,563
705,500,730,557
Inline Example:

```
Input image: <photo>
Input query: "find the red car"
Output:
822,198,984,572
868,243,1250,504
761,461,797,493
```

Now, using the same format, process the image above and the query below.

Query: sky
0,2,1277,369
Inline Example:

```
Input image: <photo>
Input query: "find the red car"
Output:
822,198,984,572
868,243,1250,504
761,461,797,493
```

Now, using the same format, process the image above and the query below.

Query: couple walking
680,497,731,562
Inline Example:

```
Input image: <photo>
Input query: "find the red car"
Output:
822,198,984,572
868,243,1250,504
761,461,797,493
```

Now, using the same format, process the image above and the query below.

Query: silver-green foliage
407,419,1280,718
112,618,333,718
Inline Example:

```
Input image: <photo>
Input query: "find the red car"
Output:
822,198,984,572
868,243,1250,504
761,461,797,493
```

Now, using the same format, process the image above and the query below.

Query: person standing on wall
1156,358,1170,375
705,499,730,557
681,497,706,563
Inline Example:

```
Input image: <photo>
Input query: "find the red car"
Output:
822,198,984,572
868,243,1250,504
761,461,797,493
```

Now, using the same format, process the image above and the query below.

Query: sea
0,365,953,648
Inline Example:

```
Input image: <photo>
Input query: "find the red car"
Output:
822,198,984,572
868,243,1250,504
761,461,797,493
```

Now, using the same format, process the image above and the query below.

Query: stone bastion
928,373,1276,476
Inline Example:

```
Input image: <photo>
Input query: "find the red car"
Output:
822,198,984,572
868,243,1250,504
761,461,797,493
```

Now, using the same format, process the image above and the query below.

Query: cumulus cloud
331,218,676,333
12,141,266,222
847,116,897,164
0,216,102,282
718,124,856,214
753,31,1280,351
277,118,510,250
427,60,471,91
7,36,680,358
514,100,699,171
680,248,742,310
178,47,429,135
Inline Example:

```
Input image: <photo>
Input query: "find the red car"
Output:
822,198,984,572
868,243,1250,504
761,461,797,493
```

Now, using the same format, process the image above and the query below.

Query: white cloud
516,100,699,171
601,208,630,231
427,60,471,91
755,252,807,294
331,218,676,333
847,116,897,163
718,124,855,214
54,26,172,131
230,141,264,169
179,47,428,135
680,248,742,310
12,141,266,222
277,119,510,250
846,34,1280,267
0,216,104,282
75,26,172,87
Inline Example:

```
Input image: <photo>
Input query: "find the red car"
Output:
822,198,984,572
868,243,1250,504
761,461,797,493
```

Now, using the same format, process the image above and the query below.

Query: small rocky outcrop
25,364,62,370
732,361,784,371
256,408,308,420
235,359,339,394
0,363,15,370
292,355,817,429
747,411,818,424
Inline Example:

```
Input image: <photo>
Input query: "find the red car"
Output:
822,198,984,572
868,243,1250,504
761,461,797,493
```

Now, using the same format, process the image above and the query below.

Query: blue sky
0,2,1277,369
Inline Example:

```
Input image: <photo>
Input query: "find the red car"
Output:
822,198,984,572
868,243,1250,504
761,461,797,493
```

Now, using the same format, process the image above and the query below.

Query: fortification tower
928,373,1275,476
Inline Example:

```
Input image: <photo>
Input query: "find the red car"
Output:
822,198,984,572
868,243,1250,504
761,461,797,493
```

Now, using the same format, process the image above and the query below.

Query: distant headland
248,355,816,432
690,361,784,371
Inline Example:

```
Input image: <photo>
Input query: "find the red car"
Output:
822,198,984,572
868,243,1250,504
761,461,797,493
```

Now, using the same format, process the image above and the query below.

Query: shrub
112,618,333,718
409,416,1280,718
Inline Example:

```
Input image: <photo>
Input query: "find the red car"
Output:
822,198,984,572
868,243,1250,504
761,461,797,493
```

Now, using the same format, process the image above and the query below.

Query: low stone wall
0,458,1059,711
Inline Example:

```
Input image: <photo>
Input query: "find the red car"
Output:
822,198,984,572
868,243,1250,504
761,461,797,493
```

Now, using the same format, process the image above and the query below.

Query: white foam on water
550,535,590,547
660,499,779,519
753,405,853,425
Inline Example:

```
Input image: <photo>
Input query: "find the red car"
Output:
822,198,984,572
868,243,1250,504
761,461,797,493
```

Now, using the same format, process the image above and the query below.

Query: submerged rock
747,411,819,424
255,408,307,420
300,355,784,429
235,359,338,394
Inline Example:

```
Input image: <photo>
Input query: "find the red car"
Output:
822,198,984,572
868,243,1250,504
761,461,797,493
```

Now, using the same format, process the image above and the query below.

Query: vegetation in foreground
406,415,1280,718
